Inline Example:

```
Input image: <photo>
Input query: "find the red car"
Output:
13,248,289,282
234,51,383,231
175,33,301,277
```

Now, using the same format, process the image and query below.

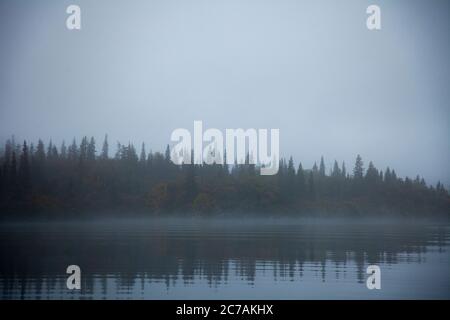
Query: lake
0,218,449,299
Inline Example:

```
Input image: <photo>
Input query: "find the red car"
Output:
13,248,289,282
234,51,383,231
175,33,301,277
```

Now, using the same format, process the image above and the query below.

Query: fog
0,0,449,185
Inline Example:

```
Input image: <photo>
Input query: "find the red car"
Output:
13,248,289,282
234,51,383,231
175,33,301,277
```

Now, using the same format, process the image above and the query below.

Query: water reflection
0,219,449,299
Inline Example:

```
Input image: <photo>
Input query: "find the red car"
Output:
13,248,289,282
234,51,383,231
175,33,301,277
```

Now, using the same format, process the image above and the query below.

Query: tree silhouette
319,156,326,177
353,155,364,179
0,137,448,217
18,141,31,192
101,135,109,160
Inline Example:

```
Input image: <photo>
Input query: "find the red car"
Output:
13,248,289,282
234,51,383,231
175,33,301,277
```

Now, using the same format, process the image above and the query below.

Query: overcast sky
0,0,449,185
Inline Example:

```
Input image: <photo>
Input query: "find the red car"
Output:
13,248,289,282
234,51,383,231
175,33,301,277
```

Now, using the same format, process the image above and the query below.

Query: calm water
0,218,449,299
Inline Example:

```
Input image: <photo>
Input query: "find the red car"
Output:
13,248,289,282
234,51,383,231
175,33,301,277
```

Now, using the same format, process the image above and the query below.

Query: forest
0,135,449,218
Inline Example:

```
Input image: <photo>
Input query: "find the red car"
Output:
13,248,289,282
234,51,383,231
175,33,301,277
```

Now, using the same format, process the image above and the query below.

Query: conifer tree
332,160,340,177
35,140,46,164
87,137,96,161
68,139,79,161
140,143,146,164
319,156,326,177
101,135,109,160
365,161,378,186
308,171,315,200
79,136,88,162
353,155,364,179
341,161,346,178
312,162,318,174
165,145,171,163
297,163,305,196
60,141,67,159
10,151,17,186
19,141,31,191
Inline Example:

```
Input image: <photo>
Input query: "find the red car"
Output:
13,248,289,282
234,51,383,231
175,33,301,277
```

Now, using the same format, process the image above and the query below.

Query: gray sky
0,0,449,185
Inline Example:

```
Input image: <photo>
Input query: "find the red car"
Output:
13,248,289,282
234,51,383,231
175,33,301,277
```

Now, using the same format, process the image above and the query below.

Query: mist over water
1,217,449,299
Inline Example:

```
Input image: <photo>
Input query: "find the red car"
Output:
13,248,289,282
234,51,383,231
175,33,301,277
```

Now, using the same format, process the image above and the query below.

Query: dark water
0,218,449,299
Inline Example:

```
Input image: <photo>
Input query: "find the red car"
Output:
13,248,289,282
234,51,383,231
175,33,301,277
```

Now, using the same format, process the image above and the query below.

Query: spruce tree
79,136,88,162
19,141,31,191
341,161,346,178
308,171,315,200
365,161,378,186
286,157,296,199
297,163,305,196
10,151,17,186
353,155,364,179
165,145,171,163
87,137,96,162
312,162,318,174
140,143,146,164
101,135,109,160
332,160,340,177
319,156,326,177
35,140,46,164
68,139,79,161
60,141,67,159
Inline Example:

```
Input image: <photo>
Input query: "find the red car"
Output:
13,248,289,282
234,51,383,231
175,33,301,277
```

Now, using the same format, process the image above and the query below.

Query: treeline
0,136,449,218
